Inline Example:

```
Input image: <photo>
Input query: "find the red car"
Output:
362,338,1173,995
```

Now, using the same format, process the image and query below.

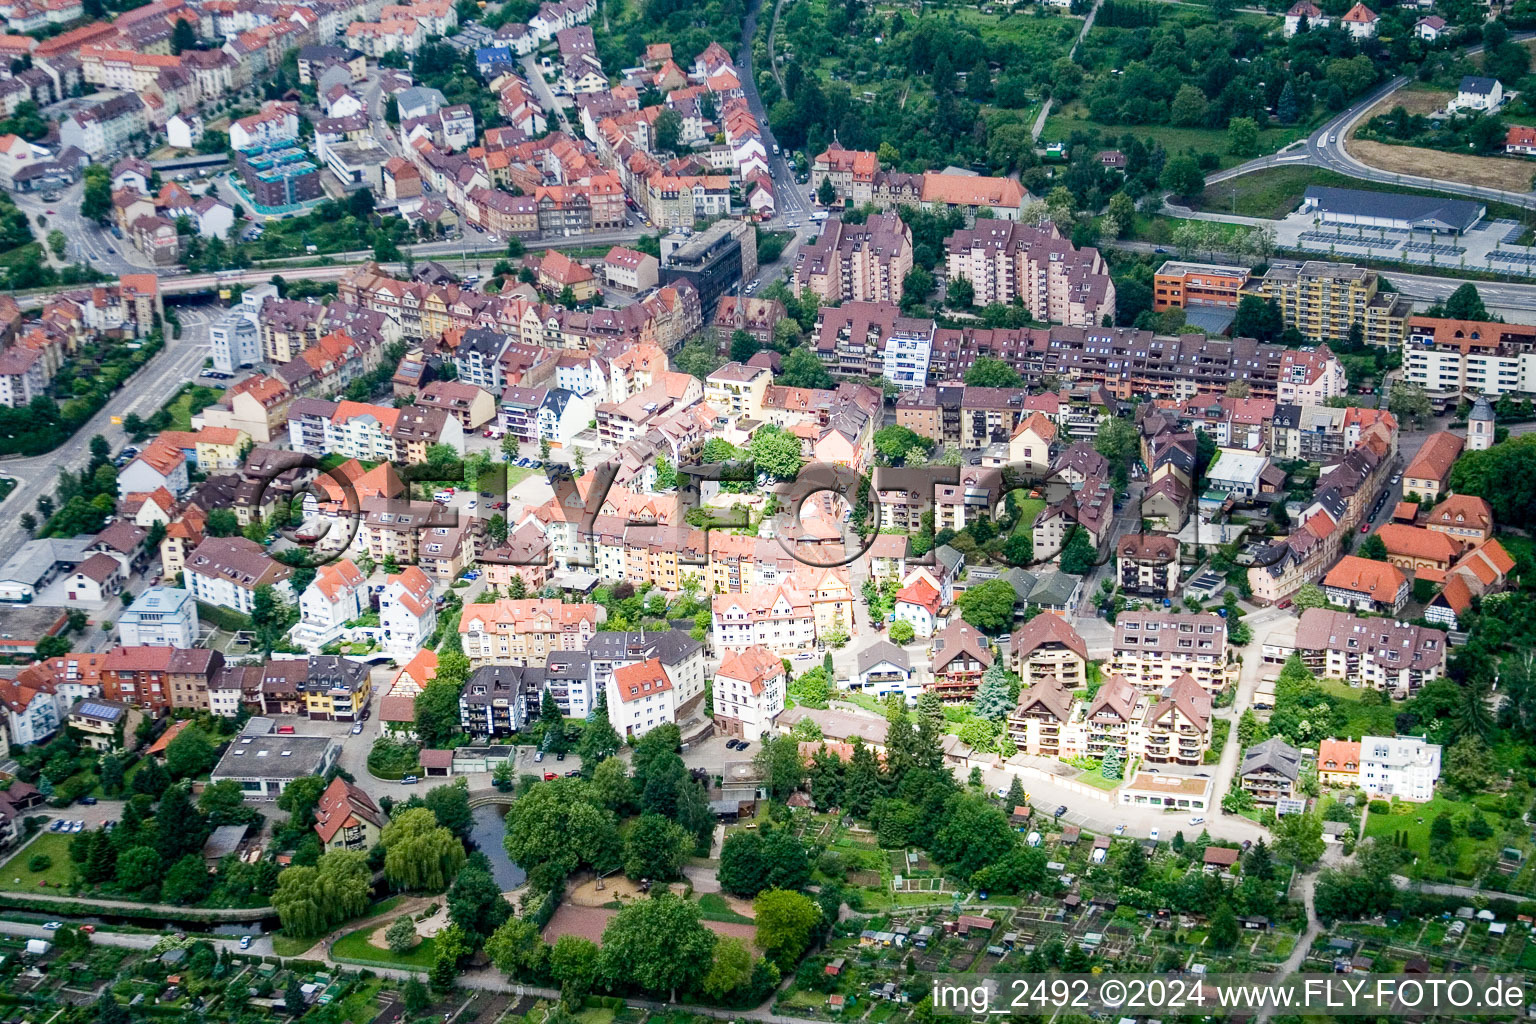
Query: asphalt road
0,306,212,562
13,180,146,276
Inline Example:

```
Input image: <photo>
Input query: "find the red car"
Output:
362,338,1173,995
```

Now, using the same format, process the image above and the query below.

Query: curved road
1210,33,1536,211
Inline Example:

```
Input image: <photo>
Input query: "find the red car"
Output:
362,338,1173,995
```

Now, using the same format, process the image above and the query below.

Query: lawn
1076,770,1122,791
1041,109,1311,173
332,979,384,1024
1362,793,1522,882
0,831,78,891
159,383,224,432
1191,165,1536,223
696,893,753,924
331,926,438,969
1009,496,1046,537
270,933,317,958
1314,678,1399,740
503,464,538,489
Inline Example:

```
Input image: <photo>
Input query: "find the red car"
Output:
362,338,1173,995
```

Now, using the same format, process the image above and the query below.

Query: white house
166,113,203,150
294,559,367,651
851,639,919,706
1341,2,1377,38
117,586,199,648
605,656,677,739
893,577,941,640
379,565,436,658
1453,76,1504,113
184,536,293,615
1414,15,1446,41
1283,0,1330,36
1358,735,1441,802
1205,448,1269,500
537,388,594,448
61,554,123,605
116,442,189,498
712,645,786,740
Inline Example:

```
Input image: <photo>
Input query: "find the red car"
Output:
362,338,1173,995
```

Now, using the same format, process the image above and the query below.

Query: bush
366,736,421,779
27,854,50,872
1368,800,1390,815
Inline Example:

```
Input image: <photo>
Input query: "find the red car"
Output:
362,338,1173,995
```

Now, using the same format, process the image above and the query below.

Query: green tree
817,176,836,205
956,578,1017,633
447,860,511,936
749,424,804,481
702,935,754,999
385,915,418,954
164,726,216,780
550,934,601,1000
414,679,464,748
272,850,372,938
486,917,548,980
1226,117,1260,158
1159,157,1205,201
598,893,716,1000
1293,583,1327,611
277,775,327,826
1357,533,1387,561
1059,530,1098,575
381,806,467,891
778,347,834,389
503,778,620,876
971,661,1014,721
205,508,240,537
577,691,622,768
889,619,916,644
753,888,820,967
964,357,1023,389
655,108,683,153
1209,904,1239,949
1444,283,1489,321
622,813,693,880
1169,84,1208,127
1272,810,1325,867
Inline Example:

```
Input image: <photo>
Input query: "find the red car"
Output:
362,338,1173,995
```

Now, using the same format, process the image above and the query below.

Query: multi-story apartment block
942,220,1115,328
1007,614,1088,688
1238,736,1302,806
100,646,223,715
1116,533,1180,599
712,582,818,654
184,536,292,615
1152,261,1250,313
704,361,772,420
1294,608,1445,696
116,586,199,648
712,645,786,741
792,212,912,306
303,655,371,721
812,301,934,388
1403,315,1536,398
459,599,604,665
810,142,878,206
1241,260,1410,348
378,566,436,658
588,630,705,716
929,620,994,703
1359,734,1441,802
1005,671,1213,768
1109,612,1235,695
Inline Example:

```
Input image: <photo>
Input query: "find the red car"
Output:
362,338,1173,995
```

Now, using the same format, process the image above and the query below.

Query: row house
100,645,223,715
1005,671,1213,769
460,598,605,665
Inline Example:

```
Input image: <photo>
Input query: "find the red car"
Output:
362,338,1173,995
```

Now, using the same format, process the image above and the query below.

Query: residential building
1322,556,1410,615
1294,608,1445,695
459,598,604,664
1358,735,1441,802
68,698,142,752
792,212,912,305
1317,738,1361,787
1425,494,1494,546
1403,316,1536,399
101,646,223,715
210,732,340,800
379,566,436,658
1242,260,1410,348
1109,611,1235,695
713,645,786,740
313,776,385,851
929,620,994,703
1402,431,1464,502
293,559,367,652
1238,736,1302,806
943,220,1115,327
303,655,371,721
851,640,917,705
183,536,293,615
1008,614,1088,688
587,630,706,717
1152,261,1250,313
1117,533,1179,598
607,657,676,738
117,586,198,648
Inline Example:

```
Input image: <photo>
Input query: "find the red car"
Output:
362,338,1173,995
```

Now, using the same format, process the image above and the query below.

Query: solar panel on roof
77,701,120,718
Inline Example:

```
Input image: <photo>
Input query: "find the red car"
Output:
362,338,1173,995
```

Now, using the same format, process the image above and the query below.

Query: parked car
565,770,581,777
543,772,557,781
401,775,419,784
1149,828,1160,841
555,751,565,761
351,723,363,734
239,935,252,949
48,820,63,832
1114,824,1126,835
1054,805,1067,818
79,796,97,805
1188,816,1205,826
736,741,750,751
43,921,62,930
534,750,544,762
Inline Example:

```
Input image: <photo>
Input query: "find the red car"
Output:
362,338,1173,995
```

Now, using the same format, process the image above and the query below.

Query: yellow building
303,656,372,721
704,362,773,421
1242,260,1409,348
193,426,251,473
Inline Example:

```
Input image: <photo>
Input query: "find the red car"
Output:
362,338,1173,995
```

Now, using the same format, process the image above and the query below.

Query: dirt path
300,893,438,960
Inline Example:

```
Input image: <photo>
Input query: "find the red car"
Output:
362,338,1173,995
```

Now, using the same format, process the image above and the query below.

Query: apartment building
606,657,677,739
117,586,199,648
1116,533,1180,599
1294,608,1445,696
1108,612,1235,695
1242,260,1410,348
791,212,912,306
1007,613,1088,688
929,620,994,703
1323,556,1410,616
100,646,223,715
184,536,292,615
378,566,436,658
303,655,371,721
704,361,772,420
1005,671,1214,769
942,220,1115,328
712,645,786,741
1358,734,1441,802
811,301,935,388
587,630,706,717
1403,316,1536,398
1152,261,1250,313
1238,736,1302,806
712,582,818,654
459,598,605,664
293,559,367,652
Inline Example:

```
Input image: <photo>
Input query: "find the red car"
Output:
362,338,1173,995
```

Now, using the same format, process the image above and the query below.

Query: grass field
270,933,317,958
1314,678,1405,740
1362,793,1514,881
1042,110,1312,172
1010,497,1046,537
1190,165,1536,223
697,892,753,924
331,926,438,969
160,383,224,432
0,832,77,891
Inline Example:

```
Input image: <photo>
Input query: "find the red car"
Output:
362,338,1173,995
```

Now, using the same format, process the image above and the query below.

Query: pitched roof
1402,431,1464,484
1374,524,1460,565
1010,613,1087,662
1323,556,1407,598
313,775,385,844
612,657,671,703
